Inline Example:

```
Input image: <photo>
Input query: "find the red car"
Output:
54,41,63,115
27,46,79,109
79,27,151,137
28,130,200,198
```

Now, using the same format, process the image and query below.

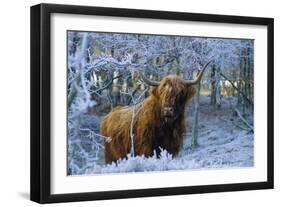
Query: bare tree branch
94,73,125,93
219,117,249,131
234,108,254,131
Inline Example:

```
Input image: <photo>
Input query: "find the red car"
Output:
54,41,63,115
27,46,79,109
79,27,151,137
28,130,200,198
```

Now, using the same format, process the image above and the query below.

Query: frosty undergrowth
80,148,240,175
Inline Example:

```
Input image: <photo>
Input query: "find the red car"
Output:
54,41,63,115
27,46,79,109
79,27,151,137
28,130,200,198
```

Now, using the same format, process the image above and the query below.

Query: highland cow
101,62,211,164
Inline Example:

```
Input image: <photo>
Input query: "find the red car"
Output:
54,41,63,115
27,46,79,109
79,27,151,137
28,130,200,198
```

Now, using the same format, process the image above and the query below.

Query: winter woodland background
67,31,254,175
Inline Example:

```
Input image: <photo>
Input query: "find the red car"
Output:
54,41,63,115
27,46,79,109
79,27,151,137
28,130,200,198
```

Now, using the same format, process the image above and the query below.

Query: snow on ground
178,96,254,168
71,96,253,175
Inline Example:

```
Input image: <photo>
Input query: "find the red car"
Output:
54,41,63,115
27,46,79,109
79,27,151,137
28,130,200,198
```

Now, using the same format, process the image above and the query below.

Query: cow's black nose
167,107,173,113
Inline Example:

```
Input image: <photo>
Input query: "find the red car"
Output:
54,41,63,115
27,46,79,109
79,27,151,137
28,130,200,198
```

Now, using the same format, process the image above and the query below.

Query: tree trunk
121,77,129,105
111,71,120,107
191,81,201,147
210,64,221,110
237,48,244,111
184,67,195,116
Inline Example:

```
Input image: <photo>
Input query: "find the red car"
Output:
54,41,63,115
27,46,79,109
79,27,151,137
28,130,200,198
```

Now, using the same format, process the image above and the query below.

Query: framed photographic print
30,3,274,203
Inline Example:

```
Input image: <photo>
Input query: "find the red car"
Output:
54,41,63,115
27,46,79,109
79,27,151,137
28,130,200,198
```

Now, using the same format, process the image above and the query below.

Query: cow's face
152,75,196,124
142,61,211,125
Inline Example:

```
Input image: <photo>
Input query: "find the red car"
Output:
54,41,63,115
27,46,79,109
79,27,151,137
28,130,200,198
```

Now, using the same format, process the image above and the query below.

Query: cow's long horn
141,73,160,86
184,61,212,86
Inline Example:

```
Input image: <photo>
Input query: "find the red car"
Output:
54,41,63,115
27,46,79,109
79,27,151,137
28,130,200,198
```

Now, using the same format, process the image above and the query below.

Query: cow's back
100,106,133,164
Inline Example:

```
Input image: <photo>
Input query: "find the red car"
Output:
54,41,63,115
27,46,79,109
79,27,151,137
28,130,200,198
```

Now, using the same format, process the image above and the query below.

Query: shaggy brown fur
101,75,196,164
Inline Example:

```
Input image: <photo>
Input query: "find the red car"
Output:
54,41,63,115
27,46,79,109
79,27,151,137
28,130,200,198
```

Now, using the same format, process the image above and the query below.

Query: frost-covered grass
68,96,254,175
83,147,245,175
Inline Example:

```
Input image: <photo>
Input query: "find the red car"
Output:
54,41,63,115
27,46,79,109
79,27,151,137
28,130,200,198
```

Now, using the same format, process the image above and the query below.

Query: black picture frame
30,3,274,204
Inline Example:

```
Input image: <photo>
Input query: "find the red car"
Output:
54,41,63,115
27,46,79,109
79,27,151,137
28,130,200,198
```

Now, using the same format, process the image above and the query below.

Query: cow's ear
186,86,196,101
